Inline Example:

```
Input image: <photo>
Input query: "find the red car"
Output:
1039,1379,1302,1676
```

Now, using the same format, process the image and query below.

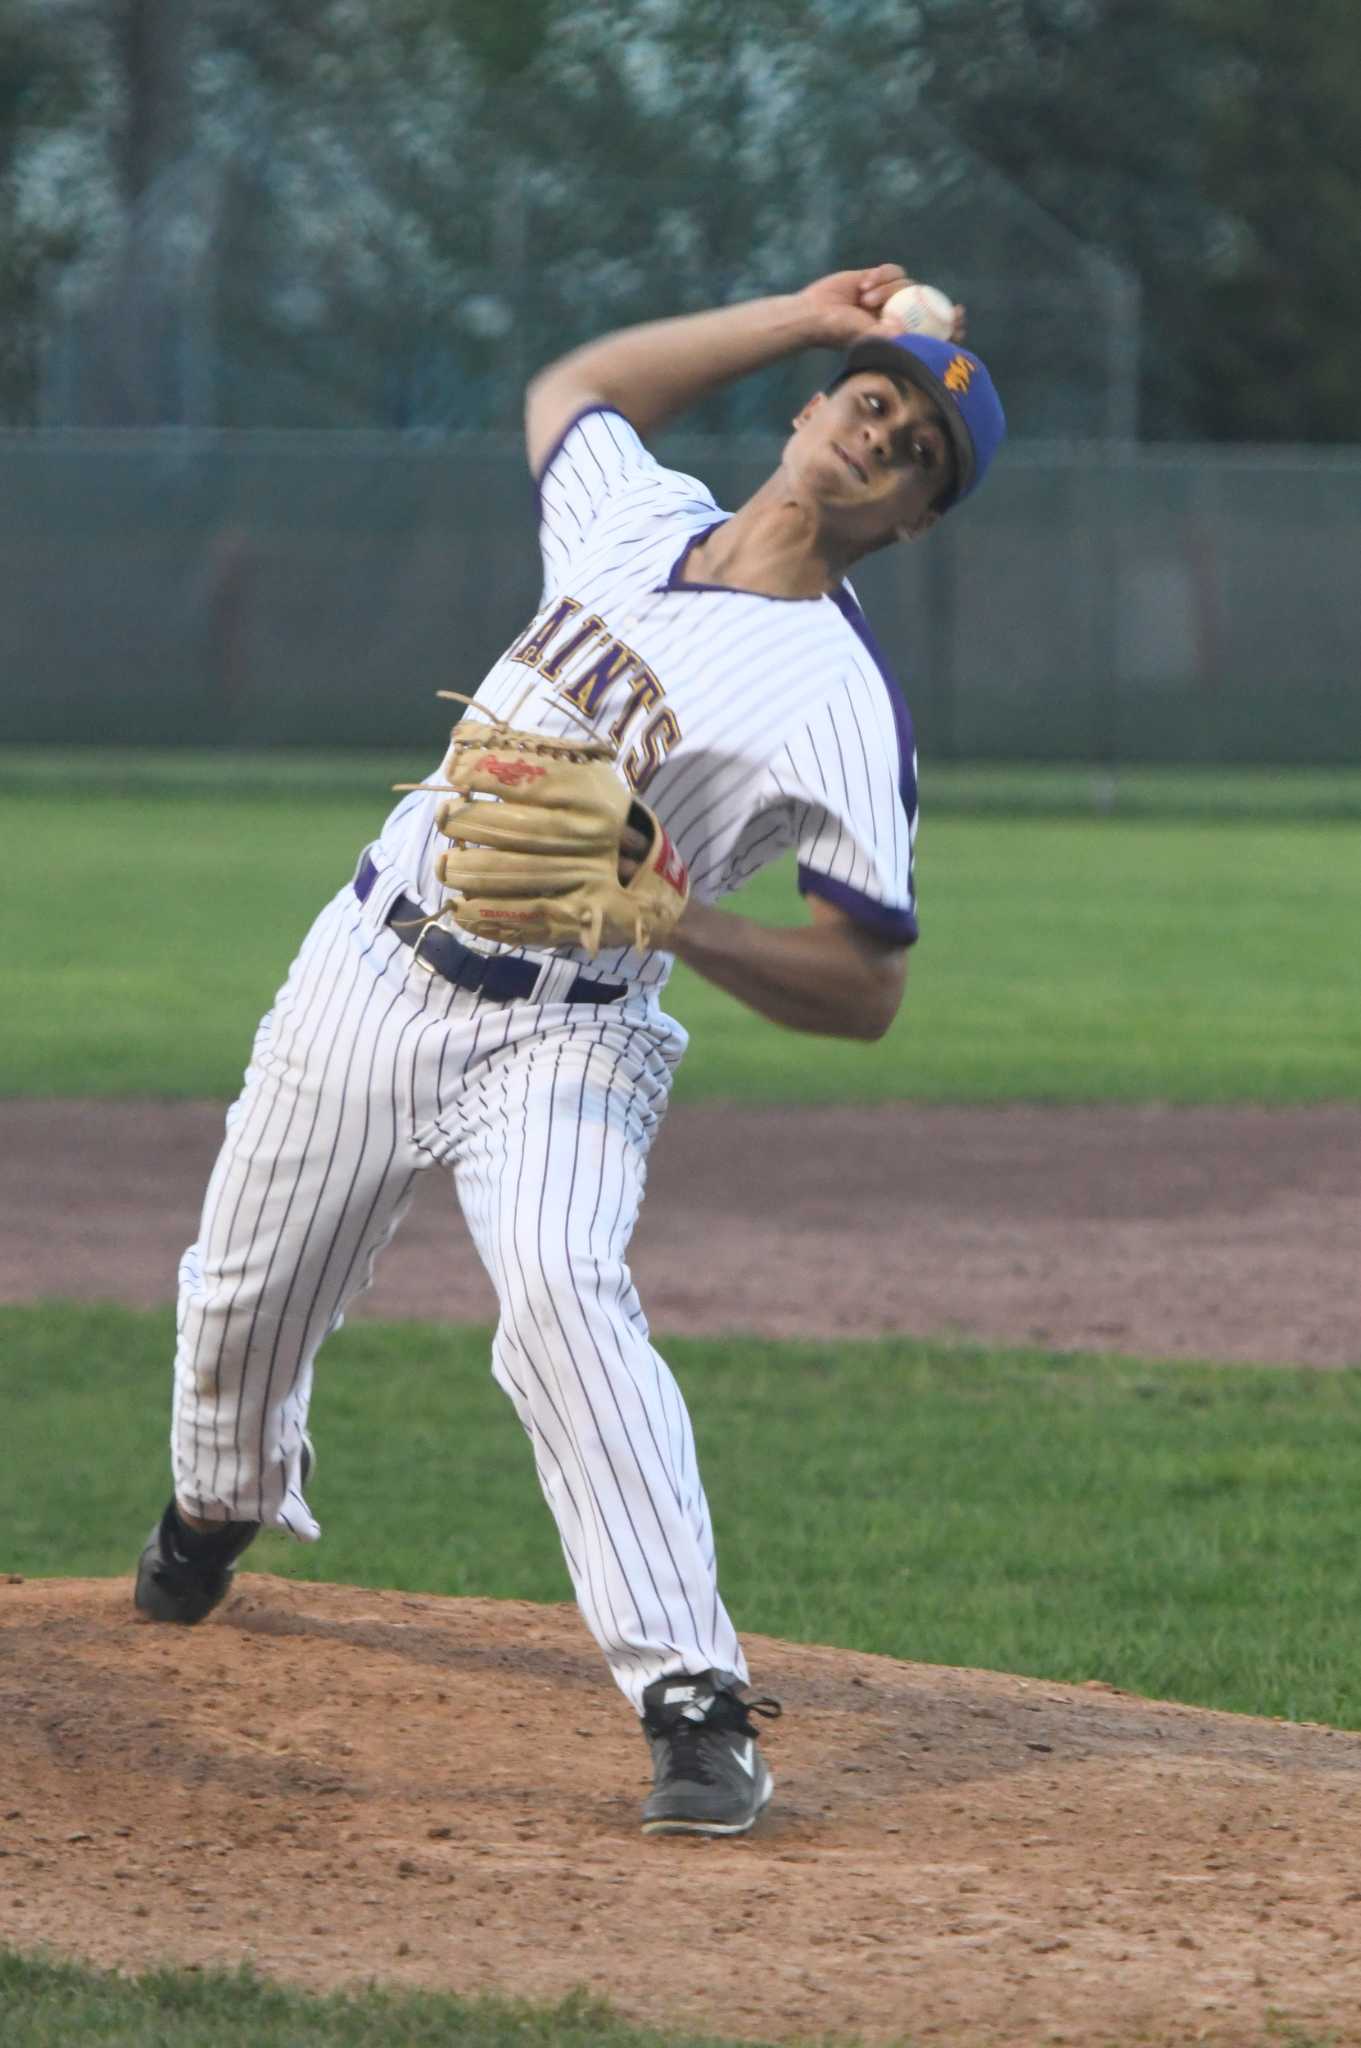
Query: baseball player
133,264,1005,1838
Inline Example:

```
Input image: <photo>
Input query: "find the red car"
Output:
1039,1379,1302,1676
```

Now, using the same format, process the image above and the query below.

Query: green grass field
2,755,1358,1101
0,1952,1339,2048
9,1300,1361,1731
0,1955,770,2048
3,754,1355,2048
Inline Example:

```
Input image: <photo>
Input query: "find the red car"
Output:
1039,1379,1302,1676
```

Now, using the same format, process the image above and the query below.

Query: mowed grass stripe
8,1303,1361,1731
3,786,1357,1101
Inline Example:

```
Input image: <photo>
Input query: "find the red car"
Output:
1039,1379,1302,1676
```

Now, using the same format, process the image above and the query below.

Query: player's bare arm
670,895,907,1042
524,265,912,473
612,823,904,1040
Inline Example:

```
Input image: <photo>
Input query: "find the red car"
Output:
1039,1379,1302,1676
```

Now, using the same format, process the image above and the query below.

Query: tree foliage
2,0,1357,438
1191,0,1361,441
919,0,1361,440
0,0,103,420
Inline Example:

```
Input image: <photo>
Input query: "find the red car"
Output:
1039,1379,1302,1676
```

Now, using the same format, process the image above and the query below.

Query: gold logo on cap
943,354,974,396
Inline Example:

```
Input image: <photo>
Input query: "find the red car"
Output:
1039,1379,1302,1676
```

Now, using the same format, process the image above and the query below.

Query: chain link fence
4,429,1356,764
9,36,1352,768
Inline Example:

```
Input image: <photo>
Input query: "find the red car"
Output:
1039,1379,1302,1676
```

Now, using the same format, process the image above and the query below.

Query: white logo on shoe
733,1739,757,1778
663,1684,715,1720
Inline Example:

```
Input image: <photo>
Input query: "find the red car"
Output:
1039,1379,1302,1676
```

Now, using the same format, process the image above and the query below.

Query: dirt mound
4,1576,1360,2046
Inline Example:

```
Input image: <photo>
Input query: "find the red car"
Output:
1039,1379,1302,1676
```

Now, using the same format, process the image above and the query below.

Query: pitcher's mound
3,1575,1360,2046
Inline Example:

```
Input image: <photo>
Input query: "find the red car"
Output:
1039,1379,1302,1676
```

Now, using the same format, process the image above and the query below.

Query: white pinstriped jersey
372,405,920,993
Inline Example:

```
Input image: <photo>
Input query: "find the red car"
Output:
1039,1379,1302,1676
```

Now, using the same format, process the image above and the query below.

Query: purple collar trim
660,521,834,604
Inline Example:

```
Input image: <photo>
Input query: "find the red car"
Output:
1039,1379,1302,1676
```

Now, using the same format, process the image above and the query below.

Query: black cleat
133,1500,259,1624
133,1439,313,1626
640,1672,781,1837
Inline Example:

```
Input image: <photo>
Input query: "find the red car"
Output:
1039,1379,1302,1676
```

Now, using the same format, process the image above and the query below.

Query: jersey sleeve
534,406,664,592
771,683,920,946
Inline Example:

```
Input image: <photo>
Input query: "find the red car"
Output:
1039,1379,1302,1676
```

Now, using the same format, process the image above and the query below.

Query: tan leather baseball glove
427,715,690,956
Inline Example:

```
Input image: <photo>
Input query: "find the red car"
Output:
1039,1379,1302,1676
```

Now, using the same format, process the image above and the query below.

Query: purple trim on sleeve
829,585,919,821
798,866,919,946
532,403,627,506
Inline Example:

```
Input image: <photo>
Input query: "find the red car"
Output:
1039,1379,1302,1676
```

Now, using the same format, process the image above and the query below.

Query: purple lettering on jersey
558,638,640,718
512,596,582,670
607,667,664,747
539,613,607,682
624,708,682,793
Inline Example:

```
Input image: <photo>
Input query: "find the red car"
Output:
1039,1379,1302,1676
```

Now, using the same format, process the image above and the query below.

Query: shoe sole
133,1527,235,1625
640,1777,774,1838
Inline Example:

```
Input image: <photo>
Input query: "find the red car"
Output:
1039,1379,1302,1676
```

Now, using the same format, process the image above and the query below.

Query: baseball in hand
880,282,956,342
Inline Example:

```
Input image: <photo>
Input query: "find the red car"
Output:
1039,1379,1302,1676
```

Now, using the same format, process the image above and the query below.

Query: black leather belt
353,853,626,1006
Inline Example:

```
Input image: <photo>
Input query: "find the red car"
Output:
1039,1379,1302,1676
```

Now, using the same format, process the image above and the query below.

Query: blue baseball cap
832,332,1006,510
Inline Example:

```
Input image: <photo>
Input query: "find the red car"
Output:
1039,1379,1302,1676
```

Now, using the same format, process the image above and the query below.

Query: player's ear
791,392,826,430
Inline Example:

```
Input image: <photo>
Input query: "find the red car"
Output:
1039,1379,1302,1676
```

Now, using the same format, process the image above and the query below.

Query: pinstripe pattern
374,407,920,985
168,403,918,1716
170,881,742,1711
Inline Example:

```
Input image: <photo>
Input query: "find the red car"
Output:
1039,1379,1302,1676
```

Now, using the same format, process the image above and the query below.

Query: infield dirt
2,1098,1360,2045
2,1099,1357,1365
4,1576,1361,2046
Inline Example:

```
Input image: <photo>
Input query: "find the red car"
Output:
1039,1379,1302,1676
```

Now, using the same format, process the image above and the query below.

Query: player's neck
683,486,857,600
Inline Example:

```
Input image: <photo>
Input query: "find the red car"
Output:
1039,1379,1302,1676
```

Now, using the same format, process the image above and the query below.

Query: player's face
786,372,954,544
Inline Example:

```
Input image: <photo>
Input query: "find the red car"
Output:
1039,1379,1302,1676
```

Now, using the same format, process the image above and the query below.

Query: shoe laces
656,1691,782,1785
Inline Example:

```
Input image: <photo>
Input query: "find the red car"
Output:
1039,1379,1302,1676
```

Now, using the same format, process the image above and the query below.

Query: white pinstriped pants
170,878,747,1711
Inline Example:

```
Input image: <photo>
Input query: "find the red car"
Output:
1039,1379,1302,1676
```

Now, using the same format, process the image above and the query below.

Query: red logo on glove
483,756,549,787
653,830,689,897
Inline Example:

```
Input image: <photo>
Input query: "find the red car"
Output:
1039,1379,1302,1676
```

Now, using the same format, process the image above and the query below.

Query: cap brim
838,338,974,508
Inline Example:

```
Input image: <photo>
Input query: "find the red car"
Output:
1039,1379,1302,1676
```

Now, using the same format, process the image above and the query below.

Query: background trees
2,0,1356,438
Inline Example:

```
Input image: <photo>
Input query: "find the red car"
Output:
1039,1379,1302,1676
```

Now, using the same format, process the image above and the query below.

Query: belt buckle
409,917,443,975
